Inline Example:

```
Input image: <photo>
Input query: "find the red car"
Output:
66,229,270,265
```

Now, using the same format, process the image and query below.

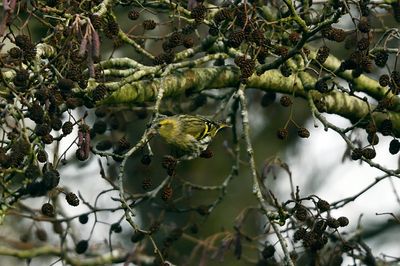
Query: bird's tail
216,121,231,132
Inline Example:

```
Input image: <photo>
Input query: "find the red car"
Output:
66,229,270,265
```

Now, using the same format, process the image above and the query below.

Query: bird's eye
148,122,161,129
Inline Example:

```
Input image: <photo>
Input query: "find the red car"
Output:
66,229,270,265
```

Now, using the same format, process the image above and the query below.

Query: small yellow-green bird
153,114,229,160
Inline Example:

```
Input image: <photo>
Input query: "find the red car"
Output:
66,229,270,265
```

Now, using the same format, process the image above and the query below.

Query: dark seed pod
128,9,140,20
288,32,300,43
367,133,379,145
362,148,376,159
316,46,330,63
162,155,177,175
331,28,346,42
392,71,400,86
261,245,276,259
294,204,308,221
142,20,157,30
374,51,388,68
357,37,369,51
191,4,207,23
313,219,327,234
275,46,288,57
52,221,63,234
351,148,362,160
41,203,55,217
213,8,232,24
317,199,330,212
43,169,60,190
8,47,22,58
13,70,29,88
161,185,173,201
280,96,292,107
57,78,74,94
298,127,310,138
35,123,51,137
142,177,153,190
51,117,62,131
62,121,73,135
95,107,108,118
326,217,340,229
96,140,112,151
66,192,80,206
75,240,89,254
293,228,306,241
42,134,54,145
227,30,245,48
15,35,31,50
277,128,289,140
76,148,89,161
280,64,292,77
35,229,48,242
379,74,390,87
79,214,89,224
379,119,393,136
92,84,108,101
208,26,219,36
110,223,122,233
389,139,400,155
182,37,194,48
92,120,107,134
315,79,328,93
337,216,349,227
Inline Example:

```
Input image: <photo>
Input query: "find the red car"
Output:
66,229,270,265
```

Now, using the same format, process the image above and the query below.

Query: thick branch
0,246,137,266
100,65,400,136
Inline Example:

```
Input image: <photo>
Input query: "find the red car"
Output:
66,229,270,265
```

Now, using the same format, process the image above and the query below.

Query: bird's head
151,117,178,139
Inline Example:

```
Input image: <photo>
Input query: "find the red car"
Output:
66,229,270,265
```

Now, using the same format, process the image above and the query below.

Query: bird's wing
182,116,220,141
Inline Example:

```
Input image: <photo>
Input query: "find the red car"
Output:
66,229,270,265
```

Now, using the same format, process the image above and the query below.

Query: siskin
153,114,229,160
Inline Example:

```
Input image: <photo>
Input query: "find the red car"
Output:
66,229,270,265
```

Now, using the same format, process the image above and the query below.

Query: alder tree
0,0,400,265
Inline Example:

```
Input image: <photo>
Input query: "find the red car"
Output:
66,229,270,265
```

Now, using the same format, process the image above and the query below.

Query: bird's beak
148,120,161,135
